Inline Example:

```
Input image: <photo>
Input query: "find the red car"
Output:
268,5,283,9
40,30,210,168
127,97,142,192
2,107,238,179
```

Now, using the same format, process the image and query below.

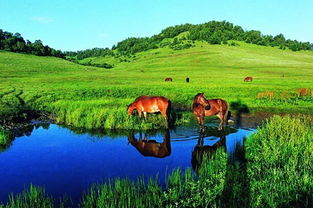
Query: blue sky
1,0,312,51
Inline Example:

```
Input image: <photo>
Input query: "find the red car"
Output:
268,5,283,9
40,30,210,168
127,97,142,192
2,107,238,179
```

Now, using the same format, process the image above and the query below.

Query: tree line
65,48,114,60
2,21,312,61
71,20,312,59
0,29,64,58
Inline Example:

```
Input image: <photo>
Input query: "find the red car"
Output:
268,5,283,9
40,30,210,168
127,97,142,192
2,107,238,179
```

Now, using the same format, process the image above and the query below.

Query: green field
1,40,313,129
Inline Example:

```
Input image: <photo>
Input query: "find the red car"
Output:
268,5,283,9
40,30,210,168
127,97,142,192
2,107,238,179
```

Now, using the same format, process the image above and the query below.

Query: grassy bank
246,115,313,207
1,115,312,207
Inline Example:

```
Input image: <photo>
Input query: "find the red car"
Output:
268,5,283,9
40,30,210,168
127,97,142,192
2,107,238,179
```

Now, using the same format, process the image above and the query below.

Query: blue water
0,123,254,204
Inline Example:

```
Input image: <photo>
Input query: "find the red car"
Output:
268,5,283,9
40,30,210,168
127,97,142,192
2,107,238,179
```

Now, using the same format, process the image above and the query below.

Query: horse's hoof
228,120,235,125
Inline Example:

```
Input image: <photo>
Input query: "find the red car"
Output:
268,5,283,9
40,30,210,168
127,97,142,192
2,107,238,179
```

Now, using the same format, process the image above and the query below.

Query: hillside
1,40,313,129
68,21,312,64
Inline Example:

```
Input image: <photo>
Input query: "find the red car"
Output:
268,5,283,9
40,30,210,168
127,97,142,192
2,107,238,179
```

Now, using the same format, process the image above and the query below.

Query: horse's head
127,103,135,115
195,93,210,109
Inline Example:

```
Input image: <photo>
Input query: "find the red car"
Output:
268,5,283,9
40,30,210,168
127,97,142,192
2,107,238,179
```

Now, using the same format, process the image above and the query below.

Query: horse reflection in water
191,127,250,206
191,127,242,171
192,133,226,171
128,130,171,158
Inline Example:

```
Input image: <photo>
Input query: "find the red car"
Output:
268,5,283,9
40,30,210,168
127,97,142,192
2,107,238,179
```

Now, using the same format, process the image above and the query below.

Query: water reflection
191,126,236,171
222,137,250,208
0,123,50,152
192,133,226,171
0,121,256,205
128,130,171,158
13,123,50,137
190,127,250,207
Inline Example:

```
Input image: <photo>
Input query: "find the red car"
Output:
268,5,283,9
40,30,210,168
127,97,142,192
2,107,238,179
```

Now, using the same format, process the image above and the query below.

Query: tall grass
246,115,313,207
0,128,12,152
80,149,227,208
0,185,54,208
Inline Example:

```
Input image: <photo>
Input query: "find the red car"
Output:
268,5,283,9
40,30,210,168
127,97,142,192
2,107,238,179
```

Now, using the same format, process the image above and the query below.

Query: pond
0,119,257,204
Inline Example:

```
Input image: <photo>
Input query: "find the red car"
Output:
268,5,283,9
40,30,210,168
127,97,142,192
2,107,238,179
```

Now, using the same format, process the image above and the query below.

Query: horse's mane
193,93,204,104
194,93,203,98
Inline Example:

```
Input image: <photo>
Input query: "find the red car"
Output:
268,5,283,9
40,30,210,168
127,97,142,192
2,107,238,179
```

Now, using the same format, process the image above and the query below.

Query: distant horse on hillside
192,93,230,131
128,130,171,158
165,77,173,82
186,77,190,83
244,76,253,82
127,96,171,128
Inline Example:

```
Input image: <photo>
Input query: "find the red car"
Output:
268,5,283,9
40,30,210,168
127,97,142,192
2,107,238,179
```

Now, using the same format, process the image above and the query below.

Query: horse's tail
166,99,172,120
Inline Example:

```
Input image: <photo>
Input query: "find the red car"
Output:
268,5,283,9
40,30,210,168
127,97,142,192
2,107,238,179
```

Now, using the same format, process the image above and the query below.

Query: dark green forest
2,21,313,61
0,29,64,58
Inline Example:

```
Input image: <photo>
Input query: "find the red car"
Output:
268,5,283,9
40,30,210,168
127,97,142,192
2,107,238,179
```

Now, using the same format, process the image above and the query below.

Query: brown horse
128,130,171,158
244,76,253,82
165,77,173,82
192,93,230,130
186,77,190,83
127,96,171,128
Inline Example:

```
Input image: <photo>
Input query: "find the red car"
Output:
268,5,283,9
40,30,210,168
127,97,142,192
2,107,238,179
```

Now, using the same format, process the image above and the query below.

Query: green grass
1,40,313,129
246,115,313,207
0,128,12,152
0,185,54,208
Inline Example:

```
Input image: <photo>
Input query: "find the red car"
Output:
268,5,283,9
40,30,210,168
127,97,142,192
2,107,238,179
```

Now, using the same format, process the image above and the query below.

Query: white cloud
31,16,54,23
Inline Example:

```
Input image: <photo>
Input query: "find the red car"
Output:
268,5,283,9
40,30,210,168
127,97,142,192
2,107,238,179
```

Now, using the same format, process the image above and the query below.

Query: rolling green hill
1,40,313,129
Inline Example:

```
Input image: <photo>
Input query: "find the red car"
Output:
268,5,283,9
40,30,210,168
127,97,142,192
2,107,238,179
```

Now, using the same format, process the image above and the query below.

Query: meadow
0,40,313,207
1,41,313,130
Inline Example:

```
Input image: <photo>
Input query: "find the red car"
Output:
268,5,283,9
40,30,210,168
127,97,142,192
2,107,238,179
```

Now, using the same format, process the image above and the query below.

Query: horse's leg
197,116,205,132
217,113,223,131
138,110,143,118
201,116,205,128
196,116,201,126
161,110,169,129
143,112,147,120
223,110,229,127
139,132,143,141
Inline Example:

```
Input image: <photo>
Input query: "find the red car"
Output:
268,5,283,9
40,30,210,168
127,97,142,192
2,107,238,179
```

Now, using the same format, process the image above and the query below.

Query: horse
128,130,171,158
164,77,173,82
192,93,230,131
186,77,190,83
127,96,171,128
244,76,253,82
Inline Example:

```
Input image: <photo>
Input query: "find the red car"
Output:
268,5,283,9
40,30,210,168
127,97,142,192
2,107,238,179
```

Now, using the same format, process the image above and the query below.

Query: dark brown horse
128,130,171,158
192,93,230,130
244,76,253,82
127,96,171,128
165,77,173,82
186,77,190,83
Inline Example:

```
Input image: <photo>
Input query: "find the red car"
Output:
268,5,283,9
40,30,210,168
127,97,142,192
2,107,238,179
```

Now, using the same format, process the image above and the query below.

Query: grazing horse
127,96,171,128
244,76,253,82
192,93,230,130
186,77,190,83
128,130,171,158
164,77,173,82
